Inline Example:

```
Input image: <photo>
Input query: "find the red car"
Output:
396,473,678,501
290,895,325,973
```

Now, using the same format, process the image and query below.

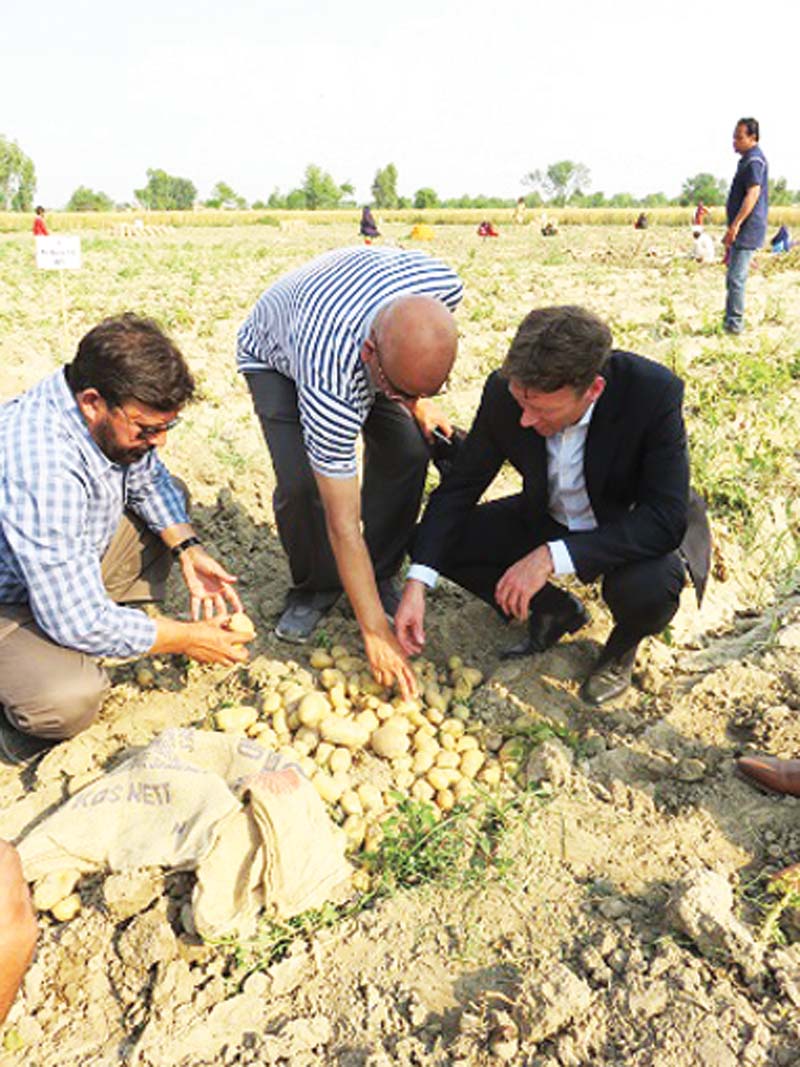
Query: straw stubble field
1,222,799,1066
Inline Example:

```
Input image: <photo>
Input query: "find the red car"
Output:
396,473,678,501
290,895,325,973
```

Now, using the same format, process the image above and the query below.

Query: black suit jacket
414,351,710,599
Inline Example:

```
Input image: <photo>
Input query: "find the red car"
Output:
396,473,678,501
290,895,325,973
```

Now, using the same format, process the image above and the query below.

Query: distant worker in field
513,197,527,225
770,224,792,253
477,220,499,237
692,226,716,264
409,222,435,240
634,212,648,230
395,305,710,707
32,206,48,236
693,201,710,227
724,116,768,334
237,247,462,697
0,315,252,763
359,205,380,241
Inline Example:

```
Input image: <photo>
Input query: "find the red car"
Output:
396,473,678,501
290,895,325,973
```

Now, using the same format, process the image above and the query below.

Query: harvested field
1,223,799,1066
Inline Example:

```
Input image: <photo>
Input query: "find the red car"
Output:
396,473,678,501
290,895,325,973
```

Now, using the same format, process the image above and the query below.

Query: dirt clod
666,867,764,980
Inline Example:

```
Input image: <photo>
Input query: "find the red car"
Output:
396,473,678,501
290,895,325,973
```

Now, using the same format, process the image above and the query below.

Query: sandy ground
0,222,799,1066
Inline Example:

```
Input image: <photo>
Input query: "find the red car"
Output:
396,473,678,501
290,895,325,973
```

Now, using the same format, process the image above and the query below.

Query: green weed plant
739,867,800,947
215,789,541,980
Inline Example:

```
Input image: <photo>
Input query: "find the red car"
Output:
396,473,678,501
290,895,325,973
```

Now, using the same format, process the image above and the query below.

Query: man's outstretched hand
180,545,243,620
364,628,419,700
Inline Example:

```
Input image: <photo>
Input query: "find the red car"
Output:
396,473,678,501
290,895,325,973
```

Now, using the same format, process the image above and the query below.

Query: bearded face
91,411,155,465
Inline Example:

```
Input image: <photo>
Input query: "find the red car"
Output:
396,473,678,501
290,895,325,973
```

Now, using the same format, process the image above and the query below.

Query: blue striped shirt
0,369,188,658
237,247,463,477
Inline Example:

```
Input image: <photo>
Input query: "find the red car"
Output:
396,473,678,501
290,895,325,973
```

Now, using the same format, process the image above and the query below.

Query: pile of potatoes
215,646,517,853
30,649,519,921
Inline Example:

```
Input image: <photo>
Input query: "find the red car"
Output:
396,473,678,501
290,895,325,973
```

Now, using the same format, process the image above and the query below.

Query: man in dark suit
395,305,709,705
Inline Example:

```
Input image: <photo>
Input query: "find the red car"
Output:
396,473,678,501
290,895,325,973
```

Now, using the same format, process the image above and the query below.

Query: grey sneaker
274,592,339,644
0,717,56,767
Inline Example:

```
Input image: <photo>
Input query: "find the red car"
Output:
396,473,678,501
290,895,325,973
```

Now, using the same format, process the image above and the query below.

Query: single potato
225,612,257,638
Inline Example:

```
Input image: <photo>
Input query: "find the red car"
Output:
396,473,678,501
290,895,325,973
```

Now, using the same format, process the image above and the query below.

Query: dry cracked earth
0,221,799,1066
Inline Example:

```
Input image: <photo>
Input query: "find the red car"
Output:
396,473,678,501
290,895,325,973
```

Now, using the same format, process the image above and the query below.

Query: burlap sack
189,761,357,938
16,728,351,936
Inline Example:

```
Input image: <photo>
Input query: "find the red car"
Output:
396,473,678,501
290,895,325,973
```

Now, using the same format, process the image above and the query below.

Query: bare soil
1,222,799,1066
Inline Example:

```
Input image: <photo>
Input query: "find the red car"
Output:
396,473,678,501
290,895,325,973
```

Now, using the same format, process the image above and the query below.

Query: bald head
372,295,458,398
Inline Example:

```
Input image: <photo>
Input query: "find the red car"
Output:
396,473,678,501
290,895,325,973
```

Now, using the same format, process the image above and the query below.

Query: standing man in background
724,117,768,335
693,200,709,227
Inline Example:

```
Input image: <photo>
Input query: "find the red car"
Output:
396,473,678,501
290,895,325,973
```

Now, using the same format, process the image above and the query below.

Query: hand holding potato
192,616,254,665
154,616,253,666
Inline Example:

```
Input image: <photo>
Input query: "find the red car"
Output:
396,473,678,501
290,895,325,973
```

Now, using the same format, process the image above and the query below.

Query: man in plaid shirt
0,314,252,762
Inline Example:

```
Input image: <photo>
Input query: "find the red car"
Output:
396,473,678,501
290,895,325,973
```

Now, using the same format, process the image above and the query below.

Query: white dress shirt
407,402,598,588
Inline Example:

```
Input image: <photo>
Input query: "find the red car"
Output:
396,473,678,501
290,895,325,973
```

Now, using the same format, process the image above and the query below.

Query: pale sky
3,0,797,209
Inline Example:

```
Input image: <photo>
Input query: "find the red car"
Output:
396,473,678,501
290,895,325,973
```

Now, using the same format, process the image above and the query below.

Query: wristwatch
171,535,203,559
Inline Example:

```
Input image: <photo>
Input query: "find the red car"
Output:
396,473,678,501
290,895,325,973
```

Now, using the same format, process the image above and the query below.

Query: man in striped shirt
238,246,463,698
0,315,252,762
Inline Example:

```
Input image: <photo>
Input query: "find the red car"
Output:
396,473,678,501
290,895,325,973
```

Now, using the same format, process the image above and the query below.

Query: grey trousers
245,370,430,598
0,513,172,740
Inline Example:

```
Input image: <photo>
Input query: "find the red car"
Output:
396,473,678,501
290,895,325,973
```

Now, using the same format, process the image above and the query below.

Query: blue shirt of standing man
724,117,768,334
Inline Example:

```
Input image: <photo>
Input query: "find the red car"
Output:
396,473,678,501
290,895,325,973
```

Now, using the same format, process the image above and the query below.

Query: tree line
3,135,799,214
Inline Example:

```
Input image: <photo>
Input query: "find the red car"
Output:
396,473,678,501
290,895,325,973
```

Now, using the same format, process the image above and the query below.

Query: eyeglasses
368,332,424,402
116,407,181,441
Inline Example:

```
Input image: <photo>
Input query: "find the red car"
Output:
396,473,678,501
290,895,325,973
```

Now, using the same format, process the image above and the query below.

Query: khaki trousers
0,513,173,740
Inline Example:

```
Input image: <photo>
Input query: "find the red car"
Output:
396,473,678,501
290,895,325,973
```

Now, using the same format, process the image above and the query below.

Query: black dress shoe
500,592,589,659
579,646,637,706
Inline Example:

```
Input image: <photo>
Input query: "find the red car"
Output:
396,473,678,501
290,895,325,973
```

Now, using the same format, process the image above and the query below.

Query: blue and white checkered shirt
0,368,188,658
237,246,463,478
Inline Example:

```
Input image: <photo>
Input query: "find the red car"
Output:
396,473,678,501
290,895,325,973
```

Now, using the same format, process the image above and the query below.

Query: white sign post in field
35,235,82,271
35,235,82,356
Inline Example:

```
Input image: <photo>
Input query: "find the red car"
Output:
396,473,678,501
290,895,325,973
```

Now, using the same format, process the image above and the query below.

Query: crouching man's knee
6,659,109,741
602,553,686,637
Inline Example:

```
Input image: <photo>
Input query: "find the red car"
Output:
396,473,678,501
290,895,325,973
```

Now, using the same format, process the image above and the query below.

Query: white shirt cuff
547,540,575,576
406,563,439,589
